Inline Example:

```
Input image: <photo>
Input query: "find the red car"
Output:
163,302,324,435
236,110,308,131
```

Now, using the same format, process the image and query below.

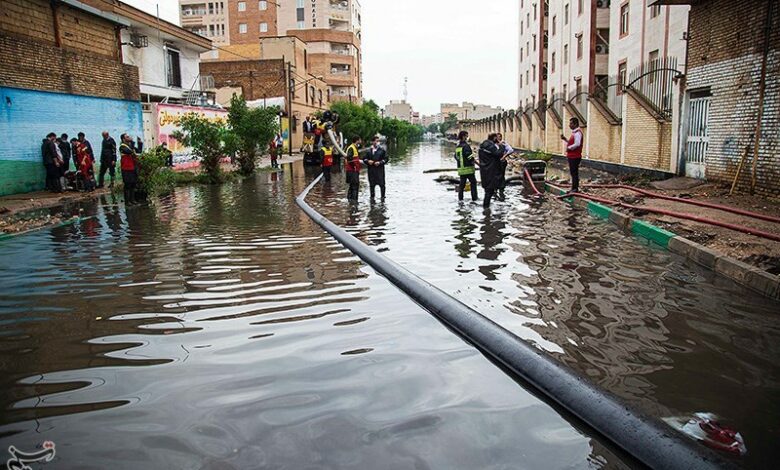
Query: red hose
524,168,542,196
585,184,780,224
560,191,780,242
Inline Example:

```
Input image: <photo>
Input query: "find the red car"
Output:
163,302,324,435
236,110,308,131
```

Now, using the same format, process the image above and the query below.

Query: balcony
596,4,610,29
330,64,351,76
330,45,352,55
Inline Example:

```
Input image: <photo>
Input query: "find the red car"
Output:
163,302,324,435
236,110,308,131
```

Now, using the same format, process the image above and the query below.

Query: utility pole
287,61,293,157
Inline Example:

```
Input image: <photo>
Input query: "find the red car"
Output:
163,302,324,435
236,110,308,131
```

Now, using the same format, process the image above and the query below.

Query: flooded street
0,142,778,468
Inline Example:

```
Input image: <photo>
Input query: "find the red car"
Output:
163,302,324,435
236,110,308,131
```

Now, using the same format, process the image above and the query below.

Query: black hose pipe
296,174,734,470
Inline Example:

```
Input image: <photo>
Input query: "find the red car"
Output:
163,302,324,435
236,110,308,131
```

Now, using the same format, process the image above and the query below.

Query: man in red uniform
345,136,362,201
119,133,140,205
560,117,584,194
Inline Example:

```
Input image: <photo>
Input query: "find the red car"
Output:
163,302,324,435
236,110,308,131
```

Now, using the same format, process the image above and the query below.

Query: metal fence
568,87,589,123
593,77,623,121
549,92,565,121
627,56,679,120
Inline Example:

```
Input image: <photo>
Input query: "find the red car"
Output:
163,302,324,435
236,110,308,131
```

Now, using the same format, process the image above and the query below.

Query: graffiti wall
154,104,228,167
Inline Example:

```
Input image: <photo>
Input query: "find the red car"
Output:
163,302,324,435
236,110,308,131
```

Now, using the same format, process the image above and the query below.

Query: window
260,22,268,32
617,60,627,94
298,21,305,28
552,15,556,35
562,84,567,99
208,3,214,14
577,34,583,59
520,49,524,61
259,0,267,10
237,1,245,12
520,22,523,35
563,44,568,64
650,4,661,18
319,89,323,106
533,34,537,51
575,77,581,101
165,48,181,88
551,52,556,72
526,71,529,85
239,23,247,33
532,65,536,82
527,13,530,27
648,49,659,83
526,42,529,56
534,3,537,20
620,3,629,36
564,4,569,24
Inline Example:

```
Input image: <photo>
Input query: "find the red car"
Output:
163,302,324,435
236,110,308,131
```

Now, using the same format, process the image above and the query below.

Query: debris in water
663,412,747,456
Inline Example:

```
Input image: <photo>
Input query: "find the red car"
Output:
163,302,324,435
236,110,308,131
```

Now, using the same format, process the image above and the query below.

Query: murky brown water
307,142,780,469
0,164,631,468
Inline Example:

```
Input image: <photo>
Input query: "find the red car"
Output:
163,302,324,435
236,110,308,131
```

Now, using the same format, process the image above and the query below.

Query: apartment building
547,0,611,120
180,0,362,101
517,0,548,109
180,0,230,55
441,102,504,121
384,100,413,122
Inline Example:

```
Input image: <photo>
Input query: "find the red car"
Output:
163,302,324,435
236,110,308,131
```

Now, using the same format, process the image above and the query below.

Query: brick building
179,0,363,102
655,0,779,196
201,36,329,150
0,0,144,196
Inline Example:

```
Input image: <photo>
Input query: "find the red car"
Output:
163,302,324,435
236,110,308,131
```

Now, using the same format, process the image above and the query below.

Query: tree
439,113,459,134
226,94,279,176
172,113,228,183
426,123,440,134
331,101,382,142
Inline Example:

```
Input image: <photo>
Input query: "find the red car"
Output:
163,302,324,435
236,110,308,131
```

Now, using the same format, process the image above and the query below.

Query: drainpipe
750,0,774,194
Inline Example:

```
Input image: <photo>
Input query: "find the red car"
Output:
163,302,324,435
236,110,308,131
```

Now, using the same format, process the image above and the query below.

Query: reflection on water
0,163,629,468
308,142,780,469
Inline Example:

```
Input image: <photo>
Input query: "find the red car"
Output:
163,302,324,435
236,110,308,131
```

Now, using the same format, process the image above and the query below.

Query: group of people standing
455,116,584,208
40,131,144,204
324,135,387,202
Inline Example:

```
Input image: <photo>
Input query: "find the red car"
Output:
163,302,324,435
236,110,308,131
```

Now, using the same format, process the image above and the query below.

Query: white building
120,14,213,103
384,100,413,122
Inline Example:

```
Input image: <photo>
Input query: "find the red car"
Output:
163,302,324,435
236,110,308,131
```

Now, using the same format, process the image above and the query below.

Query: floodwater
0,142,777,469
0,164,630,469
307,142,780,469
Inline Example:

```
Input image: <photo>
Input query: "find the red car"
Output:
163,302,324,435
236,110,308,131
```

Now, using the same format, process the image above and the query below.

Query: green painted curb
631,219,675,248
587,201,612,220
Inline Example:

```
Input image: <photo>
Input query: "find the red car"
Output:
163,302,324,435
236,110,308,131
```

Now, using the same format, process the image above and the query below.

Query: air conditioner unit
125,32,148,48
596,0,608,8
595,44,607,54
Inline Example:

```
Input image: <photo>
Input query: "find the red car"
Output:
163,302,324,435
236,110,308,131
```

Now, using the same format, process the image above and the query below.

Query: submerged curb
297,174,733,470
546,184,780,300
0,215,95,241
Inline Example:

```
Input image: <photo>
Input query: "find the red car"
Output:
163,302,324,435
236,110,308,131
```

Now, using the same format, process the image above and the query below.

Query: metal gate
685,95,710,179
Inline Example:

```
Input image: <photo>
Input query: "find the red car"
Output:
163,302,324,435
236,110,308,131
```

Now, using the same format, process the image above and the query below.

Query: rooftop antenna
403,76,408,102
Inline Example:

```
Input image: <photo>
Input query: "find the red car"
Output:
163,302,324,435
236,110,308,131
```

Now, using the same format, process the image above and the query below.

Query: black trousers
122,170,138,204
99,160,115,187
458,174,478,201
568,158,582,192
483,188,496,208
45,164,62,192
346,172,359,201
322,165,332,182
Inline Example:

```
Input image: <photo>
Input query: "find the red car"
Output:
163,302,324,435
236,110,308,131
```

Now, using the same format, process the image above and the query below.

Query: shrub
138,147,176,197
226,95,279,176
172,113,228,183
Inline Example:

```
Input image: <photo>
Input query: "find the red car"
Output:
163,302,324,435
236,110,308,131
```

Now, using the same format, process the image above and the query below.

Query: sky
123,0,518,116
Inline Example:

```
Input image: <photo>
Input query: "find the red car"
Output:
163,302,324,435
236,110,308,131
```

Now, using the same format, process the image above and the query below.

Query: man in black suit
363,136,388,200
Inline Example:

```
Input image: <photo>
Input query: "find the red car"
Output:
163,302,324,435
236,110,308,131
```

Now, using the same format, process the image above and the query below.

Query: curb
546,184,780,300
0,215,95,242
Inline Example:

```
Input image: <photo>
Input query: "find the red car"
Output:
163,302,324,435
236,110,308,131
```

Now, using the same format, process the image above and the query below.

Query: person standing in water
478,133,505,208
321,143,334,183
363,136,387,200
560,117,584,194
496,132,513,200
455,130,478,202
345,136,363,201
119,133,140,205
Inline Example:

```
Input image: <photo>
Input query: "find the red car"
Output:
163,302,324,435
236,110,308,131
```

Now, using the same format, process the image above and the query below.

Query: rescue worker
98,131,117,188
345,136,362,201
478,133,506,208
455,130,478,202
119,133,140,205
560,117,584,194
363,136,387,200
321,144,334,183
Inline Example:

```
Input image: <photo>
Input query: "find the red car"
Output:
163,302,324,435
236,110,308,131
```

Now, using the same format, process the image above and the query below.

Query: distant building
422,113,443,127
180,0,230,53
384,100,413,122
441,102,504,121
517,0,548,110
